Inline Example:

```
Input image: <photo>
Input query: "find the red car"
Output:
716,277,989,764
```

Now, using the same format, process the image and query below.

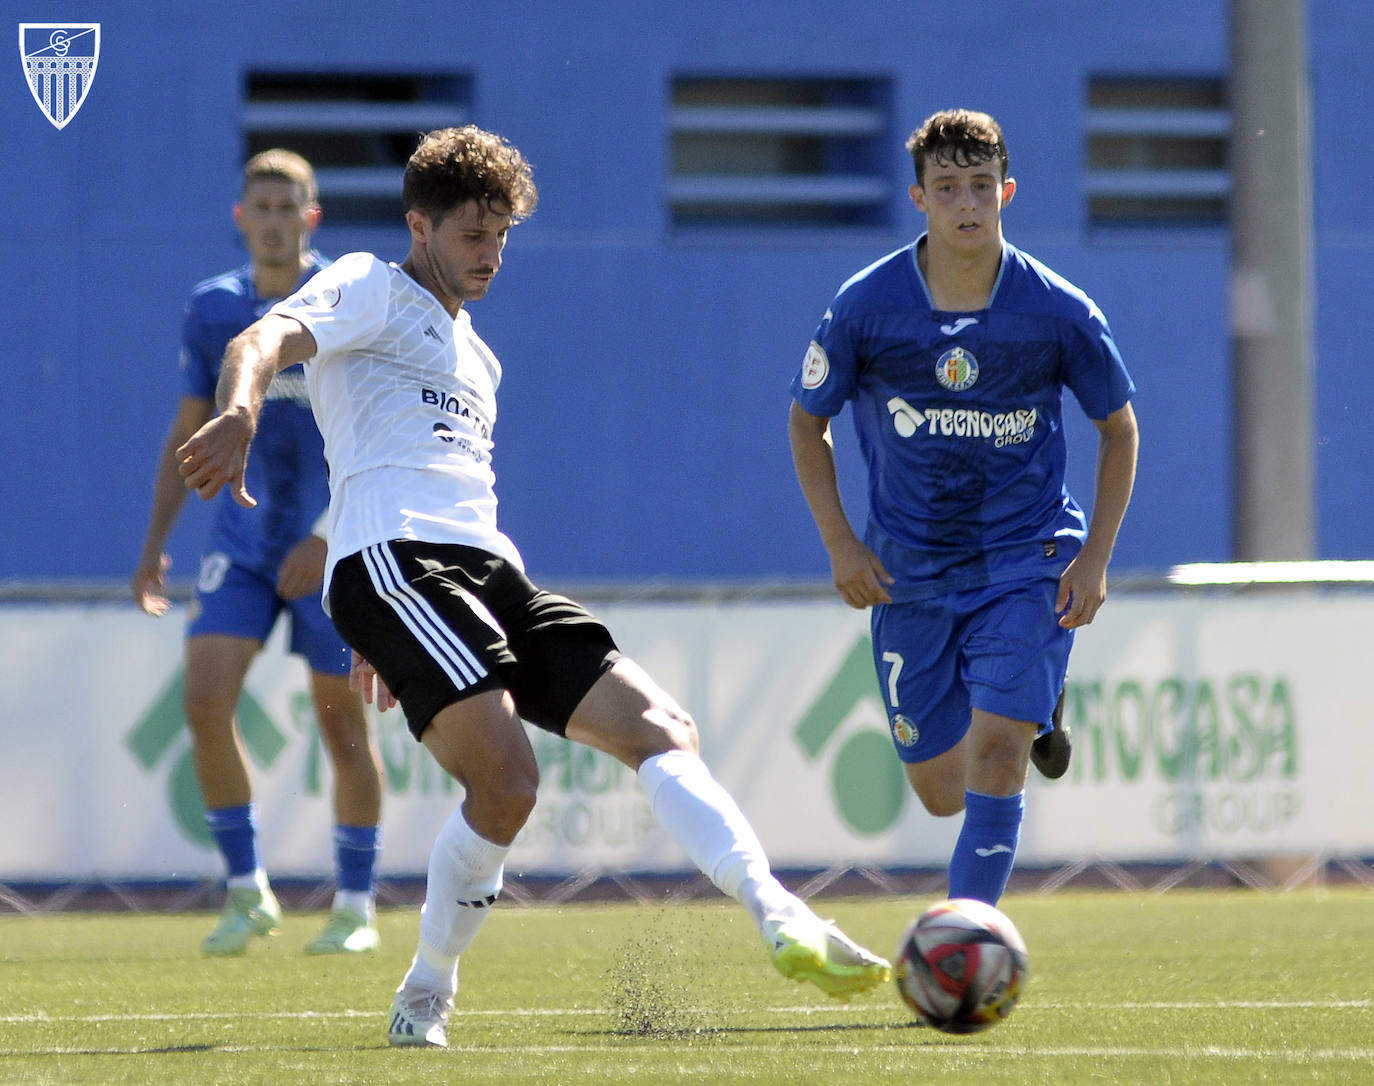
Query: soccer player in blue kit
132,151,384,955
789,110,1139,906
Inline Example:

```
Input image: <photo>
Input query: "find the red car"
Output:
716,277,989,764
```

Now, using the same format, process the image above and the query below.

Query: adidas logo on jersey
423,324,444,343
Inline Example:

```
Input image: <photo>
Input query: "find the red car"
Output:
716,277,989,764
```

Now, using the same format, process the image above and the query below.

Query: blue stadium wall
3,1,1370,586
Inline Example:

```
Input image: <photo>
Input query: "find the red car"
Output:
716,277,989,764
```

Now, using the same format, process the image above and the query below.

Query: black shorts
328,540,621,740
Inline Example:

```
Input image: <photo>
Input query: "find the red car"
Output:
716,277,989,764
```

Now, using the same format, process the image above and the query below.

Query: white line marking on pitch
3,998,1370,1024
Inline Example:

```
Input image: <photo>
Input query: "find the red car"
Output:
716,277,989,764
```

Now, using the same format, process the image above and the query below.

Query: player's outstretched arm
176,314,317,507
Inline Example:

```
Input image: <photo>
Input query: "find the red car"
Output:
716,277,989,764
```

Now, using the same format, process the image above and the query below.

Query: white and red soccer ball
894,898,1028,1034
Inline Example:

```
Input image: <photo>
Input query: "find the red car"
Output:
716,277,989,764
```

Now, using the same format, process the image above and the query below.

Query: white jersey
269,252,523,601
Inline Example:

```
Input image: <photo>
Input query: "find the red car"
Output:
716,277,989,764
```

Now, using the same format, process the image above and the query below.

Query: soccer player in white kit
177,125,891,1049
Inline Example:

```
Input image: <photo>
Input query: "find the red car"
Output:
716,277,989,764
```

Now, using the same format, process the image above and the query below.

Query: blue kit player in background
788,109,1139,906
131,150,385,955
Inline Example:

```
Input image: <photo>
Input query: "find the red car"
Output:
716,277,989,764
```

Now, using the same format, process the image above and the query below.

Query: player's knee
468,770,539,843
498,780,539,831
180,691,235,740
906,766,965,818
917,787,967,819
314,704,373,762
967,732,1031,794
610,703,700,767
649,703,700,757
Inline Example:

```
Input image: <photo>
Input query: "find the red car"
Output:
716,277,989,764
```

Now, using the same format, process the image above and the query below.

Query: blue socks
948,790,1024,905
335,823,382,894
205,804,258,879
207,807,380,901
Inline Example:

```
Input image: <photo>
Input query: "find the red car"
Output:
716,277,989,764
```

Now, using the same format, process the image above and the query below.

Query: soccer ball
894,898,1028,1033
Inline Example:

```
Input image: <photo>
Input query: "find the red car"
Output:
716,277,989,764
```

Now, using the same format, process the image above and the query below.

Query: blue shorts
187,551,351,676
870,578,1073,765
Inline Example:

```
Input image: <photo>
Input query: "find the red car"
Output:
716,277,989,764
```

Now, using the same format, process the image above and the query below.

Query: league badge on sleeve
294,285,342,309
19,24,100,129
801,341,830,389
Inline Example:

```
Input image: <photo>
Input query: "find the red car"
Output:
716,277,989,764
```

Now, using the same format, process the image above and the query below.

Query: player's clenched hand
828,535,895,609
350,650,397,712
276,534,326,600
1055,548,1110,628
176,411,256,507
131,553,172,617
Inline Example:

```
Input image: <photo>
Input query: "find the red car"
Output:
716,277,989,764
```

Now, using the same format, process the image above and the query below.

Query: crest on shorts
935,346,978,392
890,714,919,748
19,24,100,129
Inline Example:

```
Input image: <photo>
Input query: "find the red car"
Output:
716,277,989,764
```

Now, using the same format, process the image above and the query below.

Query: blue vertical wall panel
1,1,1366,583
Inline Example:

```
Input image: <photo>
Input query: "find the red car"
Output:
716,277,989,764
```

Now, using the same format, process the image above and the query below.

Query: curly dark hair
905,109,1008,187
402,125,538,225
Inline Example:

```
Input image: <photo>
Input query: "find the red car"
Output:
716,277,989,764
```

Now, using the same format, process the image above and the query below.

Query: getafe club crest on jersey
935,346,979,392
19,24,100,129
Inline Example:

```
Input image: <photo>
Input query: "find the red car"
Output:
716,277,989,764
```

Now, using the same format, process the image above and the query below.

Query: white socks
333,889,373,920
227,868,270,894
402,808,509,997
637,749,802,929
402,750,803,996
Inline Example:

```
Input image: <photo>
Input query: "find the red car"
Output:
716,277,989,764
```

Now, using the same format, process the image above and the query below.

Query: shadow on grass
25,1044,219,1056
27,1042,397,1057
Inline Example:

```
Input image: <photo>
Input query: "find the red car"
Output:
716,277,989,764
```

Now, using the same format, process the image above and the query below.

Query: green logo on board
791,641,1303,840
793,636,907,836
125,671,461,850
124,672,287,846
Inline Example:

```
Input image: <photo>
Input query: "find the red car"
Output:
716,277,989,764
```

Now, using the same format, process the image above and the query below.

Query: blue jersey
792,237,1134,601
180,254,331,577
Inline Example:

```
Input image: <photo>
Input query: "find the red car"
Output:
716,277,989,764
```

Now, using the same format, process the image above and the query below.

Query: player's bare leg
313,671,382,827
183,634,282,955
183,634,259,810
906,710,1034,906
904,738,972,818
305,671,383,954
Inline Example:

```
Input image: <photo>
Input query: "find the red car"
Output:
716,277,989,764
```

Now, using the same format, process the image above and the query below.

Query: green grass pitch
1,888,1370,1084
